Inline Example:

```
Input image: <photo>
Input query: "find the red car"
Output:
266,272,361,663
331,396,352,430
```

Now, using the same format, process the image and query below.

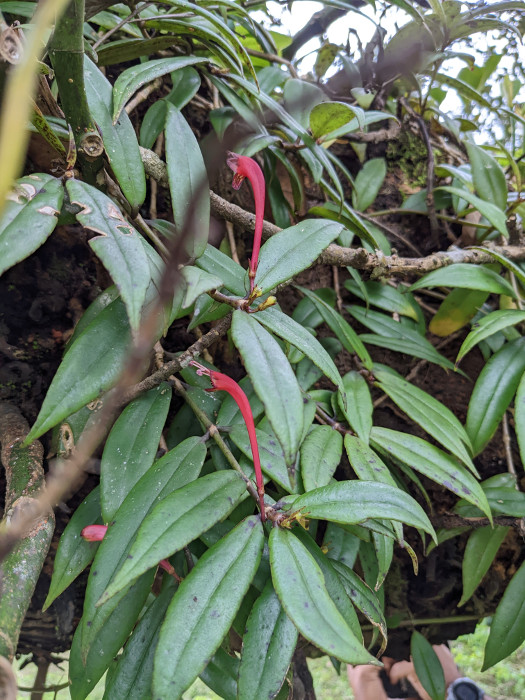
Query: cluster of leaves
1,0,525,698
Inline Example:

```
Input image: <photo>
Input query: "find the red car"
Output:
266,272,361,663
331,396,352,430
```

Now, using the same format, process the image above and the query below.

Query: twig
125,77,162,116
245,47,298,78
226,220,240,264
502,412,517,480
343,121,401,144
92,2,153,51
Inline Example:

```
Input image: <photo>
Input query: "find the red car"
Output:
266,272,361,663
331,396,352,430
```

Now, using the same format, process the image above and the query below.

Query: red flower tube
226,152,265,294
191,361,266,521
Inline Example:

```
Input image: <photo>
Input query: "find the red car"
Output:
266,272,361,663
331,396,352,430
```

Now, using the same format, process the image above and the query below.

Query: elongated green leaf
466,337,525,455
338,371,373,443
352,158,386,212
301,425,343,492
407,264,515,298
269,528,375,664
231,311,303,468
112,56,205,122
165,104,209,258
0,173,62,275
345,280,418,320
299,287,372,369
24,298,131,444
459,526,509,607
100,382,172,521
515,372,525,469
370,427,491,521
411,631,446,700
287,480,436,540
255,220,343,294
101,471,246,603
374,368,476,473
465,142,507,212
331,560,387,639
43,487,101,611
181,266,223,309
102,580,177,700
457,310,525,364
255,306,344,393
434,73,493,109
471,247,525,288
437,186,508,236
153,516,264,698
196,244,247,296
84,56,145,208
66,179,150,331
237,581,298,700
230,424,293,492
199,647,239,700
483,559,525,670
429,288,490,337
310,101,364,138
81,437,205,652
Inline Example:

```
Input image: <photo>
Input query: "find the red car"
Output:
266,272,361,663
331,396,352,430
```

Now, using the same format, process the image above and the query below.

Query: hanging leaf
465,142,507,211
352,158,387,212
66,179,151,332
411,631,446,700
84,56,146,209
112,56,205,122
459,526,509,607
153,516,264,698
165,104,210,259
100,472,247,603
301,425,343,492
231,311,304,469
456,310,525,364
0,173,63,276
370,427,492,521
429,288,489,337
24,298,131,444
466,337,525,455
407,264,515,298
100,382,172,521
237,581,298,700
483,560,525,670
255,220,343,294
338,371,373,443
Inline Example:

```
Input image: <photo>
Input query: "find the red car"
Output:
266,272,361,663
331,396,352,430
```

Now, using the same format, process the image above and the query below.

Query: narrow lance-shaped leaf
437,186,508,237
456,310,525,364
301,425,343,492
459,526,509,607
407,264,516,298
515,371,525,469
465,141,507,212
338,371,373,443
153,516,264,699
411,631,446,700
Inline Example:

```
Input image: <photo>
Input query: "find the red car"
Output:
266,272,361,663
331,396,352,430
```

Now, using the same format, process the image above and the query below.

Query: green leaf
310,101,364,138
434,73,493,109
466,337,525,455
483,559,525,670
459,526,509,607
269,527,375,664
255,220,343,294
370,427,492,522
237,581,298,700
81,437,206,652
199,647,239,700
344,435,397,487
299,287,372,369
287,480,436,540
84,56,146,209
196,243,247,296
429,288,489,337
181,266,223,309
411,631,446,700
43,487,102,611
374,368,476,473
301,425,343,492
515,372,525,470
24,298,131,444
254,306,344,393
101,471,247,603
0,173,63,276
437,186,508,236
465,142,507,211
471,247,525,288
345,280,418,320
331,560,387,640
338,371,373,443
352,158,386,212
100,382,172,521
66,179,151,331
112,56,205,122
230,424,293,492
457,310,525,363
231,311,304,469
153,516,264,698
407,264,515,298
283,78,326,129
102,580,177,700
165,104,210,259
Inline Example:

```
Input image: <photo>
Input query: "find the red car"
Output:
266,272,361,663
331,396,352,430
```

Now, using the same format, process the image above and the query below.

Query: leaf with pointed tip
181,266,223,309
459,526,509,608
24,297,131,445
230,424,294,492
466,142,507,212
237,581,298,700
269,528,375,664
301,425,343,492
196,244,247,296
437,186,508,236
352,158,386,212
371,427,491,522
0,173,62,276
112,56,205,122
338,371,373,443
101,472,247,604
407,264,515,298
457,310,525,364
345,280,418,320
153,516,264,699
66,179,150,331
411,631,446,700
231,311,304,469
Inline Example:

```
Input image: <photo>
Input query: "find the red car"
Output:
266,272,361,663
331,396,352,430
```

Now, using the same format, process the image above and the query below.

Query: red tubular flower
226,152,265,294
191,361,266,521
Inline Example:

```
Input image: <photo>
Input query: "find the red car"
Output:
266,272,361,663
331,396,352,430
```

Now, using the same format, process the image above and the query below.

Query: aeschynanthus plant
190,361,266,521
226,152,265,294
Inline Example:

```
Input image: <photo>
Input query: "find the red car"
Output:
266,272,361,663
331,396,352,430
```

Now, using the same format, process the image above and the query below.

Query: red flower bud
81,524,107,542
